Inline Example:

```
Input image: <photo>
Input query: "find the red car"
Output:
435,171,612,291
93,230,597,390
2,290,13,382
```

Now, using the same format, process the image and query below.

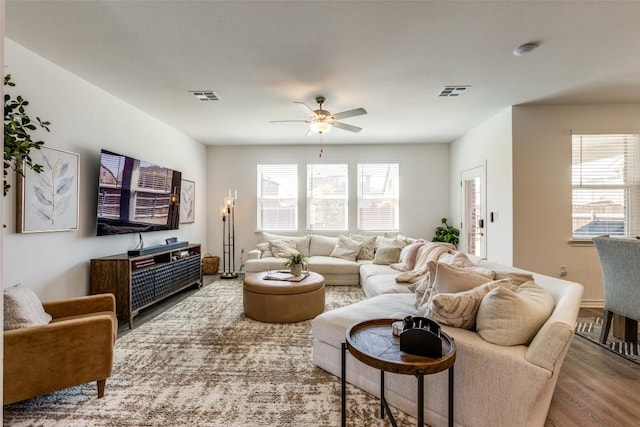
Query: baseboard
580,299,604,309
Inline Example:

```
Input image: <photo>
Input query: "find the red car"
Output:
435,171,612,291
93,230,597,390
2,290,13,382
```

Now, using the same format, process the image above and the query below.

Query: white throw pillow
476,281,555,346
330,235,364,261
309,235,339,256
417,279,513,329
4,284,52,330
262,232,311,256
268,239,300,258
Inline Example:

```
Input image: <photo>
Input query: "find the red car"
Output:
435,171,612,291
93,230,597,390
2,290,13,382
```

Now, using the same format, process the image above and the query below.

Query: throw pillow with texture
391,240,426,272
417,279,513,329
256,242,273,258
476,281,555,346
263,232,311,256
350,234,377,260
268,239,300,258
4,284,52,330
375,236,407,250
411,273,432,308
330,235,364,261
373,246,402,265
430,262,495,297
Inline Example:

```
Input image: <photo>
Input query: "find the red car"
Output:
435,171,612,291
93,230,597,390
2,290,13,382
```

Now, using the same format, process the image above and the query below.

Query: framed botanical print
17,146,80,233
180,179,195,224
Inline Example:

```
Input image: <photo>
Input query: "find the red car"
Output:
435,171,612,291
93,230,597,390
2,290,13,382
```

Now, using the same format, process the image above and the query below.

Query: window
572,134,640,238
257,164,298,231
307,164,348,231
357,163,399,231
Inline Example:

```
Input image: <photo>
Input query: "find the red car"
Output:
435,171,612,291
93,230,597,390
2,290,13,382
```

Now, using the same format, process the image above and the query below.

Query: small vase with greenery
283,252,308,276
4,74,51,196
432,217,460,247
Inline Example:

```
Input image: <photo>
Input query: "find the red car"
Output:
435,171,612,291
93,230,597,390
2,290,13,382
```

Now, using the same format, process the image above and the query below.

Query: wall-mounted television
96,149,182,236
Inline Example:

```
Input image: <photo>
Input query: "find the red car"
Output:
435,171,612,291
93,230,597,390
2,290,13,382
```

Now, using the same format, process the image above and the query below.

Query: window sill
569,239,594,247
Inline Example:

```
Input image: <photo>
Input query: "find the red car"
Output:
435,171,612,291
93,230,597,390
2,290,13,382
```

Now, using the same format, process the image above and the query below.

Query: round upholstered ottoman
243,271,325,323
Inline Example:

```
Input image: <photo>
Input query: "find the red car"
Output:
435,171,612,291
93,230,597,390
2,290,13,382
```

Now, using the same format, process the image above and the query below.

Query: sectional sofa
246,233,584,427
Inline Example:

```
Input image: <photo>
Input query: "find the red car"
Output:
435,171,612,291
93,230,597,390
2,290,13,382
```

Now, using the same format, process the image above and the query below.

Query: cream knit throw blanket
395,242,455,283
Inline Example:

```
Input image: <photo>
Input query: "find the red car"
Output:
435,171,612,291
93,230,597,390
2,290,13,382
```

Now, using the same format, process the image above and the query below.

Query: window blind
307,164,348,231
572,134,640,238
357,163,399,231
257,164,298,231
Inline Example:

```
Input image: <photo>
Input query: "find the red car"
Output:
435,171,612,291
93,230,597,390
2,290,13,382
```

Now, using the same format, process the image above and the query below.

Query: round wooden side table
342,318,456,427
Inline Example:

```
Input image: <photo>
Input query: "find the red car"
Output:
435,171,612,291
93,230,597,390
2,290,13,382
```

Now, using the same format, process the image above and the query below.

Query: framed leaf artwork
17,146,80,233
180,179,195,223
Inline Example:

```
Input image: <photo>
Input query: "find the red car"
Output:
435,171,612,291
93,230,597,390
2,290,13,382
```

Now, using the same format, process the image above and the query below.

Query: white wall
449,108,514,265
206,143,450,269
2,39,208,300
512,104,640,306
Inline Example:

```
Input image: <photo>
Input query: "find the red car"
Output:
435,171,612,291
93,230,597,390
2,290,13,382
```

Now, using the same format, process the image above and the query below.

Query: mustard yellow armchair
3,293,117,405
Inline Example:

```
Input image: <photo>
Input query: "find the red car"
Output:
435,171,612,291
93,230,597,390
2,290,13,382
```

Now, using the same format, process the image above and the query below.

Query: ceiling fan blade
270,120,311,123
294,101,319,118
333,122,362,133
332,108,367,120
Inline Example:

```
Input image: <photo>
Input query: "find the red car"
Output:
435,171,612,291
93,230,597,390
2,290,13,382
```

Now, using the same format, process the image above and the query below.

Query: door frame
461,163,487,258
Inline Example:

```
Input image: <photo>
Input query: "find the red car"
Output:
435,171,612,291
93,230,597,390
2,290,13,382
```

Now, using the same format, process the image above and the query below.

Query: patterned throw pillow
350,234,377,260
4,284,52,330
268,239,300,258
417,279,513,329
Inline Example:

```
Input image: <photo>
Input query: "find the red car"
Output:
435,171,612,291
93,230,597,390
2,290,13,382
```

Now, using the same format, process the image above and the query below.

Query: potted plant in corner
432,217,460,247
283,252,308,277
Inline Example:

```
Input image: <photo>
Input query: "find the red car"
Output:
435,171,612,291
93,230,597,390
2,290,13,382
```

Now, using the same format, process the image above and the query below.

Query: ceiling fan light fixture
310,121,331,134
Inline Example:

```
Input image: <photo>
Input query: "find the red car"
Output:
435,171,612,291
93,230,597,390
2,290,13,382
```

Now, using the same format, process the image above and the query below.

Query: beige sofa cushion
373,246,402,265
4,284,52,330
477,281,555,346
431,262,495,296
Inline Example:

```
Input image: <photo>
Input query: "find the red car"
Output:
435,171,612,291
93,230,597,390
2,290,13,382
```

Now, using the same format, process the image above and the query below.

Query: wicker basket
202,254,220,275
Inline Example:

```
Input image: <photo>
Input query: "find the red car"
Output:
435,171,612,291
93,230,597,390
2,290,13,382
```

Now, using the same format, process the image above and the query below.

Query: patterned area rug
3,279,416,426
575,316,640,365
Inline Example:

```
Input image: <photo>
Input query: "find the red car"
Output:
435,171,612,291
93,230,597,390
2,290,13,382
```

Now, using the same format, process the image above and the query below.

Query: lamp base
220,271,239,279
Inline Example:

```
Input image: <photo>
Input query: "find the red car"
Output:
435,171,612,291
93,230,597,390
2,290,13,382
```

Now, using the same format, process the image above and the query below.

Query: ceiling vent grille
438,86,470,97
189,91,221,101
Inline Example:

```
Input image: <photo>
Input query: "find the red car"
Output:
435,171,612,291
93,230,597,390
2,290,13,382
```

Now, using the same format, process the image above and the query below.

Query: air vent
438,86,470,97
189,91,221,101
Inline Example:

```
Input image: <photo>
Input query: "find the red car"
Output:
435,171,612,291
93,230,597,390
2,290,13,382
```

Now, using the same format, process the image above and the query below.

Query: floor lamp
220,190,238,279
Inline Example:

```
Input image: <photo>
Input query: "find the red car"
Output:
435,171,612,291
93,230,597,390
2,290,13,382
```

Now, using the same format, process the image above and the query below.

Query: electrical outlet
559,265,567,277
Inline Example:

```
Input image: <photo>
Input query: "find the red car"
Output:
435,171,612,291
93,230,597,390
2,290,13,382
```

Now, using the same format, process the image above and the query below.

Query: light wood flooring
119,282,640,426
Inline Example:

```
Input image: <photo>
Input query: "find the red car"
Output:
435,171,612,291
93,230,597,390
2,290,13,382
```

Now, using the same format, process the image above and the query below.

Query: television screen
96,149,181,236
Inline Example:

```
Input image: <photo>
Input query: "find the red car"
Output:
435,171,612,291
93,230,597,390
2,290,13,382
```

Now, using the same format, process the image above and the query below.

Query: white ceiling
5,1,640,146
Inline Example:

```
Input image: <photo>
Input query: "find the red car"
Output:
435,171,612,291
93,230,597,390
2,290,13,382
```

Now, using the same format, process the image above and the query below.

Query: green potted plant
432,217,460,247
4,74,51,196
283,252,308,276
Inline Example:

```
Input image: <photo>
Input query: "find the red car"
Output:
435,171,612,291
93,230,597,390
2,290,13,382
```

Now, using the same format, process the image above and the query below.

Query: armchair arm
42,293,115,320
3,313,115,405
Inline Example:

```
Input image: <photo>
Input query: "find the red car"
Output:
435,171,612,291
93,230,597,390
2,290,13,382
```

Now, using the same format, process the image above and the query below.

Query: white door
462,165,486,258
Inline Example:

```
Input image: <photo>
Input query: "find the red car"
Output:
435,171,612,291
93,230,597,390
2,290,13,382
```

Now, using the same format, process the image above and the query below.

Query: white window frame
357,163,400,232
571,133,640,239
256,164,298,231
306,163,348,231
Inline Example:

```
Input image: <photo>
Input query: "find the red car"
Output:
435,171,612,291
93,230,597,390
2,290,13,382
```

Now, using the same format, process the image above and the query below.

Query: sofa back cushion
310,235,339,256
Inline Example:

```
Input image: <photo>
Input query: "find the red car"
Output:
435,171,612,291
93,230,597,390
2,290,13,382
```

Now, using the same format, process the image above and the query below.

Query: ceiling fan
271,96,367,135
